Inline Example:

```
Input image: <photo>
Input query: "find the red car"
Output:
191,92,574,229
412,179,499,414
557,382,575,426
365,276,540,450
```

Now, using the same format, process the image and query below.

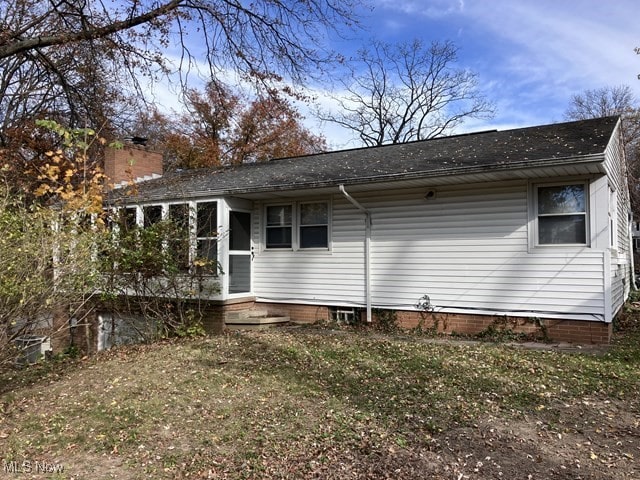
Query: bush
372,308,399,333
0,192,102,370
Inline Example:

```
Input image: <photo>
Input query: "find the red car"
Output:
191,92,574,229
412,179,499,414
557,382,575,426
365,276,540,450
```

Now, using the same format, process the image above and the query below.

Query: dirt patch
437,400,639,479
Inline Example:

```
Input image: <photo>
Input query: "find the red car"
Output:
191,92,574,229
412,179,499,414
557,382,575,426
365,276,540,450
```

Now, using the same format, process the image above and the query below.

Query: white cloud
373,0,464,18
369,0,639,130
461,1,640,101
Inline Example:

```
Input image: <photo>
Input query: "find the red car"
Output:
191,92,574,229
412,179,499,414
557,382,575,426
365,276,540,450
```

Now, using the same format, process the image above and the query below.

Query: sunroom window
143,205,162,228
118,207,137,232
196,202,218,264
168,203,190,270
143,205,164,251
536,183,587,245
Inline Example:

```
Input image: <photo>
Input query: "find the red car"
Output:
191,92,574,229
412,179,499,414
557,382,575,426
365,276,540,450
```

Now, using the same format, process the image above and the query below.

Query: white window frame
263,200,331,251
298,201,330,250
265,203,294,249
609,185,618,251
118,203,193,270
167,202,192,271
195,201,219,267
531,181,590,248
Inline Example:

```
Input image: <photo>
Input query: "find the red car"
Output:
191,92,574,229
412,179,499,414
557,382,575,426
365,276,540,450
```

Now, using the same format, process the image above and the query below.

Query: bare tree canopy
320,39,494,146
564,85,640,152
0,0,359,140
0,0,358,76
564,85,638,121
565,85,640,214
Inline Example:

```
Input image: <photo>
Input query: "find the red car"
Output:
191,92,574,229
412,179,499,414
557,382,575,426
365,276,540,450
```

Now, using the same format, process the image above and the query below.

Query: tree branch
0,0,183,59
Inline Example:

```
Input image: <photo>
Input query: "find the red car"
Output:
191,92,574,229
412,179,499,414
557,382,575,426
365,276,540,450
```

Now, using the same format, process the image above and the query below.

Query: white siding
367,183,605,319
252,181,609,321
603,121,633,317
253,196,367,306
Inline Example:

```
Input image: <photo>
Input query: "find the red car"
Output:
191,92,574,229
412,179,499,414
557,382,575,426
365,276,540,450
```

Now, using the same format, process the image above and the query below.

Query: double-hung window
300,202,329,248
266,205,293,249
535,183,588,246
265,202,329,250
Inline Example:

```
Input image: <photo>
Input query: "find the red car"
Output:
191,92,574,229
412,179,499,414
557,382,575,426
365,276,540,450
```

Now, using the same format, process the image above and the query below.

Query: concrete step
225,309,269,321
225,323,288,331
224,308,290,330
227,315,290,325
225,316,290,330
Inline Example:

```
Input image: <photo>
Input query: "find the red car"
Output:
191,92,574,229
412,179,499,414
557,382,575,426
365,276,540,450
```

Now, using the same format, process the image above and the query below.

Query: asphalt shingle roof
112,115,619,202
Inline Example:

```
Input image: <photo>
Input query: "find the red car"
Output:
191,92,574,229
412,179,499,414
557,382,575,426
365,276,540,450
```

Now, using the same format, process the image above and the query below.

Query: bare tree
565,85,638,121
565,85,640,214
319,39,494,146
0,43,135,145
0,0,359,141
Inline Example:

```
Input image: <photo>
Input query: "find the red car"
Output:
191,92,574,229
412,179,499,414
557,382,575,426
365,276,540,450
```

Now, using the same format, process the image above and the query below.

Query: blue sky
152,0,638,150
312,0,639,148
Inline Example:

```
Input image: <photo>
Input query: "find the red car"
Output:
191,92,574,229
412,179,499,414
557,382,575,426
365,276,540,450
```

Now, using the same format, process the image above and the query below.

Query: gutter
339,185,372,323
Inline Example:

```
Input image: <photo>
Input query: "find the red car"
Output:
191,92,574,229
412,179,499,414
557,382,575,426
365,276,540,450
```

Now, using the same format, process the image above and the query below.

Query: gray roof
111,115,619,202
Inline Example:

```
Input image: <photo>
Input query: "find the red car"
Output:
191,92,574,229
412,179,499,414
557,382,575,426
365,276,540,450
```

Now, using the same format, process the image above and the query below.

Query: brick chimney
104,144,163,188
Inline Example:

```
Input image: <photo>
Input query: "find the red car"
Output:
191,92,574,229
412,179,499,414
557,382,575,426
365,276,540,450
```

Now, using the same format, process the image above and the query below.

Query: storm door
228,211,252,294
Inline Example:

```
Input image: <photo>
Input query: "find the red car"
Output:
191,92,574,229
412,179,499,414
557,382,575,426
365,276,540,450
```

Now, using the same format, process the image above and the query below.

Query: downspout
629,211,636,290
339,185,372,323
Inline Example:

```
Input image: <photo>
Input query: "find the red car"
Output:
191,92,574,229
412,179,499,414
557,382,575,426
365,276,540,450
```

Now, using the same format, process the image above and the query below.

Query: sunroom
112,196,254,301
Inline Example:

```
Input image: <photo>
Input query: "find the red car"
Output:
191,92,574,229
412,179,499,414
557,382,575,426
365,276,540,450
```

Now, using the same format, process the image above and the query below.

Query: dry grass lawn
1,326,639,479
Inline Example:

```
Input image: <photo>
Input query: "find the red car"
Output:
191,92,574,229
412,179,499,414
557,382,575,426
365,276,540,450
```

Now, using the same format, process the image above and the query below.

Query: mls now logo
3,460,64,474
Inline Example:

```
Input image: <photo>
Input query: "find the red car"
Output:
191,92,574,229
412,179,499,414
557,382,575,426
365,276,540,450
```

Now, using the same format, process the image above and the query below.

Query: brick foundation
89,300,613,346
257,302,613,344
71,311,100,356
389,311,612,344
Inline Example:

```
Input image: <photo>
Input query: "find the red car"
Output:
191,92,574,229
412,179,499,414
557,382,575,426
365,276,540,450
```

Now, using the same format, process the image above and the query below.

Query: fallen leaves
1,329,639,478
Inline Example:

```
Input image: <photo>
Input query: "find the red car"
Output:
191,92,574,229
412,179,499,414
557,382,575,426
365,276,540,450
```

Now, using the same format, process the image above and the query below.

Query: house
106,115,632,344
631,220,640,279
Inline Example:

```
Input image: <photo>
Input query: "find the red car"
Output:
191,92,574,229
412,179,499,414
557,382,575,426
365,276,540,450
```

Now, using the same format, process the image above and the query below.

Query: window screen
266,205,292,248
537,184,587,245
300,202,328,248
